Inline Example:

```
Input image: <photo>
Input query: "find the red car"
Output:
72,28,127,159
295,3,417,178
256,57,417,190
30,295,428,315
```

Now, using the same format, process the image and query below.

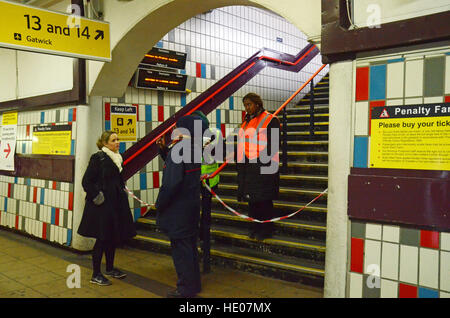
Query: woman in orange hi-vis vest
236,93,280,240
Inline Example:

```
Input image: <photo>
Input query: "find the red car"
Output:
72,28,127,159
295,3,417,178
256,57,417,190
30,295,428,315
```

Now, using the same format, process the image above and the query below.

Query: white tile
383,225,400,243
366,223,382,240
442,232,450,251
419,248,439,289
405,97,423,105
424,97,443,103
364,240,381,275
441,291,450,298
400,245,418,284
349,272,363,298
405,59,424,97
387,62,404,99
381,242,399,280
440,251,450,292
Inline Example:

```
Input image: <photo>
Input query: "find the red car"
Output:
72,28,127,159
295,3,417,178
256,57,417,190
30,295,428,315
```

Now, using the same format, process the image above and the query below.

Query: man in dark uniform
155,115,206,298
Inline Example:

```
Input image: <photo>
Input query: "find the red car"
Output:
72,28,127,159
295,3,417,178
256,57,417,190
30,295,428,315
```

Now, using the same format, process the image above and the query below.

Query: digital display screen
139,47,187,70
135,69,187,92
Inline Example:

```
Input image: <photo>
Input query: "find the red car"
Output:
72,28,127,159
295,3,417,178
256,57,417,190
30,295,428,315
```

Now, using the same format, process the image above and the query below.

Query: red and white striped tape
202,180,328,223
125,184,328,223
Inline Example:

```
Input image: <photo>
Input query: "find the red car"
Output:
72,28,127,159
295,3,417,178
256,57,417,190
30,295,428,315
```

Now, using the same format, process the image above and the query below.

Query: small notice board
110,105,137,142
32,124,72,155
370,103,450,171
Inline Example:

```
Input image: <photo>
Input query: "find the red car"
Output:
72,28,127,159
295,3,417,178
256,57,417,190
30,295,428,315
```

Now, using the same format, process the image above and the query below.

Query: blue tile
181,94,186,107
139,173,147,190
387,58,405,64
156,41,163,48
68,109,73,122
40,112,45,124
66,229,72,246
51,207,55,225
353,136,369,168
22,142,26,154
180,69,186,75
201,64,206,78
369,64,386,100
229,96,234,110
419,287,438,298
14,177,18,184
119,142,126,154
40,189,45,204
70,140,75,156
105,120,111,131
145,105,152,122
4,198,7,212
134,208,141,222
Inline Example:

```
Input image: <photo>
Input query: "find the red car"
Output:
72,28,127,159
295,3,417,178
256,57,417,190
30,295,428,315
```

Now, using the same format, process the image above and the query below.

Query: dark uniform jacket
78,151,137,243
236,110,280,203
156,116,204,239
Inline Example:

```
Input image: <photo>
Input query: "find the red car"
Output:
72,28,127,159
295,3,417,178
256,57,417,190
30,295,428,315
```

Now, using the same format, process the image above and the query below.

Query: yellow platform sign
370,104,450,171
2,111,18,126
110,105,137,142
0,0,110,62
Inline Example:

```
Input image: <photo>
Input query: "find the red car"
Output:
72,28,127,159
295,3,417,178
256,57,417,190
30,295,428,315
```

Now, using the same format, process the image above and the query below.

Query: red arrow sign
4,143,11,158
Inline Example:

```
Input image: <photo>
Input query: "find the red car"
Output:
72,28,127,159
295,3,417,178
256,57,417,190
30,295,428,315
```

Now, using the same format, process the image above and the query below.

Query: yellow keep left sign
0,0,111,62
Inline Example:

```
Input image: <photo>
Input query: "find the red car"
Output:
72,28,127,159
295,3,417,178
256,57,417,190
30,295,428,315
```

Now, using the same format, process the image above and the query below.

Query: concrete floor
0,229,323,298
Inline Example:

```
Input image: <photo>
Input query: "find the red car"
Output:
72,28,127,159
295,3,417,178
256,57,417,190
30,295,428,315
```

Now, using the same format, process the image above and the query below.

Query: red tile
350,238,364,273
105,103,111,121
445,96,450,103
33,187,37,203
221,124,226,139
7,184,11,198
68,192,74,211
196,63,202,78
153,172,160,188
72,108,77,121
26,125,30,137
55,208,60,226
158,106,164,122
420,230,439,249
15,215,19,229
133,104,139,121
356,67,369,101
369,100,386,135
52,181,57,190
399,283,417,298
141,207,147,217
42,223,47,240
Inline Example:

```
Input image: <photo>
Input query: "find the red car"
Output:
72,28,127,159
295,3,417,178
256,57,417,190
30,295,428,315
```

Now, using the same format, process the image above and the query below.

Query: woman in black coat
156,115,205,298
78,131,137,286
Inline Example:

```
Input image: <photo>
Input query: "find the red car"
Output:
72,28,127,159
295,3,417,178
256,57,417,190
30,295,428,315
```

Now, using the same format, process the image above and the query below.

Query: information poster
0,111,18,171
110,105,137,142
370,103,450,171
32,125,72,155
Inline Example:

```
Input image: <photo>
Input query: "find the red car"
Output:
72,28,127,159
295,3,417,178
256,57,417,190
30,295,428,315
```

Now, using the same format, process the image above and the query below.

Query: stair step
218,184,327,197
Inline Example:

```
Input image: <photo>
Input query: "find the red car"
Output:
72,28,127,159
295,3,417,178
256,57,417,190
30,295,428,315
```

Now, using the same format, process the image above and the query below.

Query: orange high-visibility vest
237,110,278,162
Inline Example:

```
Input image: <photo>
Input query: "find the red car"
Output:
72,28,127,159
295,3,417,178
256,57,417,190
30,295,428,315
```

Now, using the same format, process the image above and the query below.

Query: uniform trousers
170,235,201,296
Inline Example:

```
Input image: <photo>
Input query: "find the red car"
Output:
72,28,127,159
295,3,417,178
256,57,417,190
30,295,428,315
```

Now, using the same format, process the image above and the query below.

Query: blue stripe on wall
229,97,234,110
216,109,221,129
40,189,45,205
181,93,186,107
353,136,369,168
140,173,147,190
418,287,438,298
134,208,140,222
369,64,387,100
22,142,26,154
105,120,111,131
40,112,45,124
68,109,73,122
119,142,126,154
66,229,72,246
145,105,152,121
201,64,206,78
4,198,7,212
14,177,18,184
70,140,75,156
51,207,55,225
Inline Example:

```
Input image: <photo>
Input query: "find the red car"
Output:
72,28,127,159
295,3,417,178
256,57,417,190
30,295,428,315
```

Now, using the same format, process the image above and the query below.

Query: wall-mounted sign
139,47,187,70
110,105,137,142
0,0,111,62
32,124,72,155
370,103,450,171
135,69,187,92
0,111,18,171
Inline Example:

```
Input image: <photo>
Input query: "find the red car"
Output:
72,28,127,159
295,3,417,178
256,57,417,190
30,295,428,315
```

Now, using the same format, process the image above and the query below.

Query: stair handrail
204,63,328,181
122,45,318,168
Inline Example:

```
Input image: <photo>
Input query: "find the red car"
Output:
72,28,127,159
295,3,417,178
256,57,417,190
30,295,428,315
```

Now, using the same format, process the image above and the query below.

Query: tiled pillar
71,99,103,251
324,60,353,298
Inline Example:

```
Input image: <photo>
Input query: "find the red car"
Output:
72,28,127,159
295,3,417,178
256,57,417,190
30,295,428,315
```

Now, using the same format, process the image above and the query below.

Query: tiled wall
0,106,77,246
349,48,450,298
102,6,328,220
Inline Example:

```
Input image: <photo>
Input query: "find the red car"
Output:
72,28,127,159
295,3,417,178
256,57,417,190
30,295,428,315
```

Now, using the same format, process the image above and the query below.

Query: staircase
131,74,329,288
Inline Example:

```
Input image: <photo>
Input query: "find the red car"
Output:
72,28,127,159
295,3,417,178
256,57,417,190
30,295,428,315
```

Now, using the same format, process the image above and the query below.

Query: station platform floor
0,229,323,298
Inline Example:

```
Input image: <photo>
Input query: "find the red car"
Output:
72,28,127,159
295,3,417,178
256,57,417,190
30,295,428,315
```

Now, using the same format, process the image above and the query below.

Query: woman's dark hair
242,93,263,109
96,130,116,150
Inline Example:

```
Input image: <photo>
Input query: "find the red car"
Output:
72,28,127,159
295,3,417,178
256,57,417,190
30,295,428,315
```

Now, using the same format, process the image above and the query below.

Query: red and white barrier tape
202,180,328,223
125,184,328,223
124,186,154,217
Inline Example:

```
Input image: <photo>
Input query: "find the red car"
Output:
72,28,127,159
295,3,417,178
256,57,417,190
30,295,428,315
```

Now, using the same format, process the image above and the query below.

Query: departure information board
139,47,187,70
135,69,187,92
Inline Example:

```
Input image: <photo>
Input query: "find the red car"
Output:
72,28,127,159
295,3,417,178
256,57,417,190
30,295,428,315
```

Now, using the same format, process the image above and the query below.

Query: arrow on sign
95,30,104,40
127,119,133,125
4,143,11,158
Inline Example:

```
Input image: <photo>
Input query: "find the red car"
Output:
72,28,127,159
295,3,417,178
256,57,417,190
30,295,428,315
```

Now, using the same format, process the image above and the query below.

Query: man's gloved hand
93,191,105,206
